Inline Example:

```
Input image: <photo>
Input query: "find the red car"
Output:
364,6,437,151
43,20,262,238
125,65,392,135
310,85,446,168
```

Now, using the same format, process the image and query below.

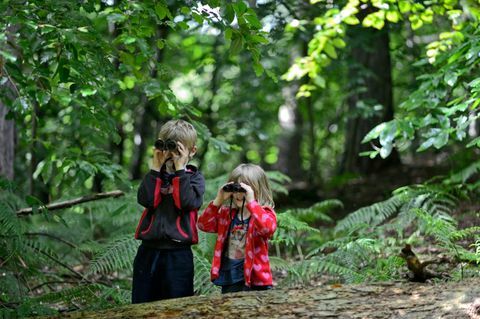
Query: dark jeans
132,244,194,303
221,281,272,294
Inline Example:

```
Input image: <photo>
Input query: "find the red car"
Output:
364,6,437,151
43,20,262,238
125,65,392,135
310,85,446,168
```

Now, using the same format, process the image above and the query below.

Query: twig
31,280,80,291
28,244,91,283
24,232,77,248
16,190,125,216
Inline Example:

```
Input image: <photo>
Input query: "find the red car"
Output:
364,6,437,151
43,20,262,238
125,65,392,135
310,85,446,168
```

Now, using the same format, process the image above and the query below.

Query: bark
274,38,305,182
340,12,400,174
16,190,124,216
54,279,480,319
0,100,15,180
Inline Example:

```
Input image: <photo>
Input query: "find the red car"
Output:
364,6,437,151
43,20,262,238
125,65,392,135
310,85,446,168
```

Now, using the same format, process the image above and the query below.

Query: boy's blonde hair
158,119,197,150
228,163,274,207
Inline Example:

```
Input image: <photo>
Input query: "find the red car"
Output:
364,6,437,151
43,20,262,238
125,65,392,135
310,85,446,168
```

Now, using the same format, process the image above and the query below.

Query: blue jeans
131,244,194,303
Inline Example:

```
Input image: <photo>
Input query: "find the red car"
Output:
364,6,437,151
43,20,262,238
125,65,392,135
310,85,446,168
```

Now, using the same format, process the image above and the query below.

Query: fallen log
48,278,480,319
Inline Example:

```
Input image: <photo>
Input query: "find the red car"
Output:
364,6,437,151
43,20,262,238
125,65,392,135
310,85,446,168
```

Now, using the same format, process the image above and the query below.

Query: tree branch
16,190,125,216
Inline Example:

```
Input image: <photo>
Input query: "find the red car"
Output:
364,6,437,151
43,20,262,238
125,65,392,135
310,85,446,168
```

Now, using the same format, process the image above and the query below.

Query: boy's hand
239,182,255,203
172,141,189,171
152,149,168,171
213,182,234,206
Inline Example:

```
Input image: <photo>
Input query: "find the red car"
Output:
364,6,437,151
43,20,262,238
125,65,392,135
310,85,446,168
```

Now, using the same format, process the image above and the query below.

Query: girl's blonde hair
228,163,274,207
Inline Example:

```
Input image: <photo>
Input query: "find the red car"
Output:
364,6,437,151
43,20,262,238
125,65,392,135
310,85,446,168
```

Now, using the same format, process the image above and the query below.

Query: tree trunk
130,26,169,180
0,101,15,180
340,14,400,174
55,279,480,319
274,41,305,182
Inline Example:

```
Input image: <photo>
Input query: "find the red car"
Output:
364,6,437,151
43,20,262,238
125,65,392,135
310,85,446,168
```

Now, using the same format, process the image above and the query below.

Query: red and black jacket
135,165,205,249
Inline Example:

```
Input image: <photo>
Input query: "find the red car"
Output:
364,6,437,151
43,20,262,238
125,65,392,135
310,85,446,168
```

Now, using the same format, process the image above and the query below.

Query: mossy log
49,278,480,319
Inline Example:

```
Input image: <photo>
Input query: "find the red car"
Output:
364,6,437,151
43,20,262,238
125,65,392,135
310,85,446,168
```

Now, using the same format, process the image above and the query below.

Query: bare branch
16,190,125,216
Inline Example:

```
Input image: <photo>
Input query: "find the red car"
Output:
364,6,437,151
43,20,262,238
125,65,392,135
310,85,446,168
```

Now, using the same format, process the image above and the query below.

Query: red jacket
197,200,277,287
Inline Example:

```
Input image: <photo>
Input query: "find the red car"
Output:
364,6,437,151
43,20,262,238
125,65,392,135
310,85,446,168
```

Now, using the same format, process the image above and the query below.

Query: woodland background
0,0,479,317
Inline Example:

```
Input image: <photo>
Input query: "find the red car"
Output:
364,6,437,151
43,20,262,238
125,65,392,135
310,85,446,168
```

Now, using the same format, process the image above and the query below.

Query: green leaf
155,4,168,20
80,87,97,97
332,38,346,48
249,34,268,44
123,76,136,89
362,122,387,143
343,16,360,25
409,15,423,30
467,136,480,148
225,4,235,24
225,28,233,41
386,11,401,23
0,49,16,62
230,34,244,56
398,1,411,13
244,12,262,29
444,72,458,86
192,13,204,24
253,61,264,76
379,144,393,158
233,1,247,16
324,42,337,59
59,62,70,82
433,132,449,149
36,91,51,106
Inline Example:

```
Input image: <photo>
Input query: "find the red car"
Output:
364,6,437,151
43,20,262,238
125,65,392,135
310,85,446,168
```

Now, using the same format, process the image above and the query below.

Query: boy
132,119,205,303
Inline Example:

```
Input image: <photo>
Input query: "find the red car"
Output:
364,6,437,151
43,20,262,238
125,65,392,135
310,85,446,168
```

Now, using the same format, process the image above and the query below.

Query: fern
284,199,340,224
192,245,218,295
286,257,365,285
335,195,403,233
445,160,480,184
88,234,139,275
266,171,291,195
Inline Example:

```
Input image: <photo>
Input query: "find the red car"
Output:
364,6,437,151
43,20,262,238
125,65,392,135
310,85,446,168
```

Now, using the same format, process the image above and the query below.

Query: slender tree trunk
340,15,400,174
198,37,222,171
130,26,169,180
0,101,15,180
274,42,305,182
29,100,39,194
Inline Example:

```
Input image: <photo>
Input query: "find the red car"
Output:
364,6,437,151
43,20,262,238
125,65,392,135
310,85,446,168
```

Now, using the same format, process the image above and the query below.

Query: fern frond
266,171,291,195
275,212,321,233
88,234,139,275
192,245,217,295
0,193,23,236
335,195,403,233
295,257,365,283
445,160,480,184
284,199,342,223
33,283,103,305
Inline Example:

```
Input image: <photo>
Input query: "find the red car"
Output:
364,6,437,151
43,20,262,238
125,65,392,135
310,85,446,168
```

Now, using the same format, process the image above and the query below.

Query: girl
198,164,277,293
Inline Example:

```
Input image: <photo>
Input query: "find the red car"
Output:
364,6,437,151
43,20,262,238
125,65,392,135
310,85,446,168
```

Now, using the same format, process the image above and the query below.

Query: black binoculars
154,139,177,151
222,183,246,193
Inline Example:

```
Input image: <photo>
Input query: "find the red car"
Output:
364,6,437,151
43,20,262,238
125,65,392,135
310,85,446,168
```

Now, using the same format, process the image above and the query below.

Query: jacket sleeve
197,201,221,233
171,169,205,211
137,170,163,209
246,200,277,238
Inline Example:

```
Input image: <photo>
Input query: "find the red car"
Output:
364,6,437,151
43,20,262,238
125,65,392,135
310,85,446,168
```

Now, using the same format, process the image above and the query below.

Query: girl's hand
152,148,168,171
239,182,255,203
172,141,189,170
213,182,233,206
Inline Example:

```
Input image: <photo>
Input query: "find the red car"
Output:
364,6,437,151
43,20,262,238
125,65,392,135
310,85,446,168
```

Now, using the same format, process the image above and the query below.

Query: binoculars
222,183,246,193
154,139,177,151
